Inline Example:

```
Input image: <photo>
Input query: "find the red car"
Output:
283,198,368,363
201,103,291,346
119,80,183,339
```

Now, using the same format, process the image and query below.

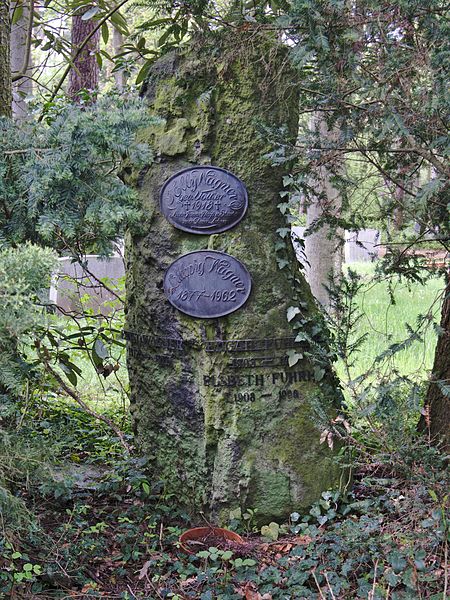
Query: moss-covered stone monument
126,28,343,522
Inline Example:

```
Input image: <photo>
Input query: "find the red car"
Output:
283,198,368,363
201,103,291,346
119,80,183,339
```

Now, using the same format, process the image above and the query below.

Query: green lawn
335,262,444,385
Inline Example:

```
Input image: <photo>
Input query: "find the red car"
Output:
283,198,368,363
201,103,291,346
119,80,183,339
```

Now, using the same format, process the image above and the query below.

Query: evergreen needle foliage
0,94,155,255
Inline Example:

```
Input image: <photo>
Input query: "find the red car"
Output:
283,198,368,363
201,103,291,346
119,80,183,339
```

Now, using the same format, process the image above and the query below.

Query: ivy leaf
295,332,307,342
313,366,325,381
276,258,289,270
242,559,257,566
261,522,280,541
287,306,301,322
414,549,426,571
277,227,291,238
385,570,400,586
389,550,407,573
287,349,303,367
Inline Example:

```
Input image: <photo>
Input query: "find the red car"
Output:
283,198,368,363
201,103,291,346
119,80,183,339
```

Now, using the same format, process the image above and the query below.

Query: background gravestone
126,29,343,522
49,252,124,316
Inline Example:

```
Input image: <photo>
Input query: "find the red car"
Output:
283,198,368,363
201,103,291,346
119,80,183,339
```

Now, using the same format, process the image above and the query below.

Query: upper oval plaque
163,250,252,319
160,166,248,234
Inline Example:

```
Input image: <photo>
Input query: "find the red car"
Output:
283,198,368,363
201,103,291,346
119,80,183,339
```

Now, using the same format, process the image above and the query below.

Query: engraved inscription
204,337,298,353
160,166,248,234
228,355,289,369
203,370,313,403
203,370,314,388
123,331,299,356
163,250,252,318
123,330,186,353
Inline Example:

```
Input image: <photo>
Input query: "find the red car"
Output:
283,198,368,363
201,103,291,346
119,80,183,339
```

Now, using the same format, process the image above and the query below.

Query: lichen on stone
125,27,344,522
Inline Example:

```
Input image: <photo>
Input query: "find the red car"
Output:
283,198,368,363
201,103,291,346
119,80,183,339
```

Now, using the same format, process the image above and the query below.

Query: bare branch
41,353,131,453
11,0,34,83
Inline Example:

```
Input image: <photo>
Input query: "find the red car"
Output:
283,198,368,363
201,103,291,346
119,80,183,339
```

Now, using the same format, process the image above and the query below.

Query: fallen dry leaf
293,535,313,545
239,581,263,600
180,576,199,587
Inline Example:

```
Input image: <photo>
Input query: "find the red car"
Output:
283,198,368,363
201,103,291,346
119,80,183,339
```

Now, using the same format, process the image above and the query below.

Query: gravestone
126,29,343,522
50,253,124,316
345,229,380,263
292,226,382,264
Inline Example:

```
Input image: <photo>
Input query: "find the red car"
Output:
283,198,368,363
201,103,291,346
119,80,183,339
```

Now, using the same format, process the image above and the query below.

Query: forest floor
1,398,448,600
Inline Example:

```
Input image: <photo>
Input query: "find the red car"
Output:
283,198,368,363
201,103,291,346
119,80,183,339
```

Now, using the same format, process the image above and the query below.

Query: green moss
247,471,291,521
126,28,343,522
155,118,190,155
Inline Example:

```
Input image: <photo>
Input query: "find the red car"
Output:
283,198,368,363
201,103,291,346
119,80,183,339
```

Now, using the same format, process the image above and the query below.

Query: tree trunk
10,0,33,119
126,30,343,523
68,5,100,101
421,278,450,451
303,114,344,311
0,0,12,117
112,28,126,90
393,187,404,230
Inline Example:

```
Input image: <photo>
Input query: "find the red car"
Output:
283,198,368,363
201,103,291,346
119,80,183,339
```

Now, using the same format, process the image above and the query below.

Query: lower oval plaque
164,250,252,319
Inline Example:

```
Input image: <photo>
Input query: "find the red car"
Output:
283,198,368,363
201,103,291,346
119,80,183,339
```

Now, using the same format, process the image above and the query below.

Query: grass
335,262,444,385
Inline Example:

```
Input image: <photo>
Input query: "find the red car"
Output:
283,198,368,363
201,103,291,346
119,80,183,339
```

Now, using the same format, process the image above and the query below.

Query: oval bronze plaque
164,250,252,318
160,166,248,234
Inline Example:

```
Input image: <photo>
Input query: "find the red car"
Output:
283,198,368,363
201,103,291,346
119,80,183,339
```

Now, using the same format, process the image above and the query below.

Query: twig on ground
311,569,326,600
323,571,337,600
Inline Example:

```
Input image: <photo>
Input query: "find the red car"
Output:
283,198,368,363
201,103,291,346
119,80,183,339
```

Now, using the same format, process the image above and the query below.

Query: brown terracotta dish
179,527,244,555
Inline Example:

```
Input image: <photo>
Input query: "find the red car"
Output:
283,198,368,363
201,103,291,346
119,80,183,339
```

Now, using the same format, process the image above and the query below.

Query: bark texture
422,279,450,451
126,30,343,522
112,28,126,90
0,0,12,117
68,5,100,100
304,115,343,311
10,0,33,119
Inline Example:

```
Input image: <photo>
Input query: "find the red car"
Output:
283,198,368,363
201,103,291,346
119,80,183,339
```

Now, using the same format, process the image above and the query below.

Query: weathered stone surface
126,29,343,522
